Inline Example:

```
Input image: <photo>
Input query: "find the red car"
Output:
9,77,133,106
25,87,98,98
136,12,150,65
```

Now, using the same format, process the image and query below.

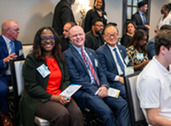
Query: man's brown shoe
2,114,13,126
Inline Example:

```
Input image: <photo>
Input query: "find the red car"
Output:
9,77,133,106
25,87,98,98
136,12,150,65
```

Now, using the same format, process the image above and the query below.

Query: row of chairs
8,59,148,126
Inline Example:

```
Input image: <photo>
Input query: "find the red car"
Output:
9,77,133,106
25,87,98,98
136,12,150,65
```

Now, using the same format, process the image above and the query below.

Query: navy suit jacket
131,11,148,31
64,46,109,95
0,35,24,77
96,44,132,83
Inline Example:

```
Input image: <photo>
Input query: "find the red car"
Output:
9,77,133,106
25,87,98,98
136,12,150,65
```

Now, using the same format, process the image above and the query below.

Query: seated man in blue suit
96,24,132,99
64,25,131,126
0,20,24,126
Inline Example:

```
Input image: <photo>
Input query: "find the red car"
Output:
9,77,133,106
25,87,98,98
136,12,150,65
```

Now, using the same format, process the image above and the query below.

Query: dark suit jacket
84,9,107,33
85,30,104,50
0,35,24,77
52,0,75,35
64,46,109,94
19,53,70,126
59,35,70,52
131,11,148,31
96,44,132,83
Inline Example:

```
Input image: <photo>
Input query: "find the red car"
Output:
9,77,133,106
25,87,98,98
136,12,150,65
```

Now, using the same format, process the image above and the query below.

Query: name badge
19,49,23,56
104,15,107,20
137,53,144,60
94,59,98,67
124,56,129,65
37,64,50,78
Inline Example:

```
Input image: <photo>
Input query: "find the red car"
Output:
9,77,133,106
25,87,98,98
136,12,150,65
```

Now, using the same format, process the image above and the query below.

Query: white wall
0,0,170,44
105,0,123,37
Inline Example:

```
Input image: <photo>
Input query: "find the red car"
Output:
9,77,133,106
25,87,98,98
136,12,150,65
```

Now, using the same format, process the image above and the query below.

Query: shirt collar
139,11,144,15
73,45,84,53
2,35,11,45
107,44,118,52
153,56,171,74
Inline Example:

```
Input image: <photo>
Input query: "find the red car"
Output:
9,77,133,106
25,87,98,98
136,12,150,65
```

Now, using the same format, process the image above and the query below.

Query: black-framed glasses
95,24,104,27
41,37,55,41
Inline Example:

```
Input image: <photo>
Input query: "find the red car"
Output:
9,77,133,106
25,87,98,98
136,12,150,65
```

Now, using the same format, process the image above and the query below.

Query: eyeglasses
11,28,20,32
95,24,104,27
41,37,55,41
105,33,118,38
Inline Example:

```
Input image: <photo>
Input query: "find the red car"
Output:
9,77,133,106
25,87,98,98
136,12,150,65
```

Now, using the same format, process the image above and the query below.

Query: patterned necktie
81,48,100,86
113,48,125,75
10,41,15,54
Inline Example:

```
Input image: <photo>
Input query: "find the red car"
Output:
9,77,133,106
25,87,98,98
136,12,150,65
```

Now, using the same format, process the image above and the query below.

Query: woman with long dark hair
126,29,150,71
84,0,107,33
19,27,84,126
121,21,136,48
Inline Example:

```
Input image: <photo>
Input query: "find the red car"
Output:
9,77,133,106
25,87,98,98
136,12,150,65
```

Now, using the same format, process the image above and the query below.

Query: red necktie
81,48,100,86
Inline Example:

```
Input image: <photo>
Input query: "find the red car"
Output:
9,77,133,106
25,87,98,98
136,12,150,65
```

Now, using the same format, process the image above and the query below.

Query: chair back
10,59,50,126
125,71,147,126
10,60,25,98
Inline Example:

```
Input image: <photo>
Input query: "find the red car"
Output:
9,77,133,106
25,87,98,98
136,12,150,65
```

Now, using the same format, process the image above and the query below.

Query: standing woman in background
19,27,84,126
155,4,171,32
126,29,150,71
84,0,107,33
121,21,136,48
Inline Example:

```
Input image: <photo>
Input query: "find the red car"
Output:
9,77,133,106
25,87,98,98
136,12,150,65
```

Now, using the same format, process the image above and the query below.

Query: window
122,0,151,34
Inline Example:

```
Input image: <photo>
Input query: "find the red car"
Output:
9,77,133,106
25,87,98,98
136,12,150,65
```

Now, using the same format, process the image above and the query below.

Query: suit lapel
105,44,117,68
71,46,89,74
117,46,124,59
137,12,143,25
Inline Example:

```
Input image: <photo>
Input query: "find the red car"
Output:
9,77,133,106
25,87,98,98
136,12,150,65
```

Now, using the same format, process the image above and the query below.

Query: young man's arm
146,108,171,126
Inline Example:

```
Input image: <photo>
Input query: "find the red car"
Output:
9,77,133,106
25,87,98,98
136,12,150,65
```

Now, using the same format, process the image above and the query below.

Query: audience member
52,0,75,35
137,30,171,126
148,24,171,59
131,1,150,32
84,0,107,33
85,18,104,50
64,25,131,126
0,20,24,126
96,25,132,99
121,21,136,48
60,22,76,52
19,27,84,126
155,4,171,33
126,29,150,71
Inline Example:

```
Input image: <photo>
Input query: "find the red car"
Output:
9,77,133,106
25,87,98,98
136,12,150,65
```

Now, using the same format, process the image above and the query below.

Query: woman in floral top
126,29,150,71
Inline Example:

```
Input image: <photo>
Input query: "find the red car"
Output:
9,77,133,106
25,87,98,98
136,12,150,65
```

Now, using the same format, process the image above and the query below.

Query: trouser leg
65,99,84,126
35,101,70,126
0,77,11,114
104,96,131,126
86,95,118,126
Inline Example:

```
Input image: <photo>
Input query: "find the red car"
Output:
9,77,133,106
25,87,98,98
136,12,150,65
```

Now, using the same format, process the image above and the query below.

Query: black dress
121,34,132,48
84,9,107,33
